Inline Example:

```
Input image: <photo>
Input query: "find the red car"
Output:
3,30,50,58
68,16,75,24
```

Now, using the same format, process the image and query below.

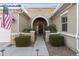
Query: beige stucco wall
11,11,19,33
26,8,55,19
62,35,77,52
26,8,55,28
11,8,54,32
19,13,31,32
50,14,61,32
67,4,76,35
51,4,77,52
10,9,31,33
51,4,76,34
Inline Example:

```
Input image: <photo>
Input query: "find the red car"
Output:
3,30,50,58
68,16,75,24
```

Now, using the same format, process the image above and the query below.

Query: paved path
0,35,49,56
4,47,33,56
32,35,49,56
0,35,76,56
0,43,33,56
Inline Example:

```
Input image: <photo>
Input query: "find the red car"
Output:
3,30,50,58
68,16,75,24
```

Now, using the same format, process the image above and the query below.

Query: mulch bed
46,42,76,56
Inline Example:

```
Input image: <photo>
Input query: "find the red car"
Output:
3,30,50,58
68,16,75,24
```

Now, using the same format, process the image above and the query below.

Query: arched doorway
33,17,47,35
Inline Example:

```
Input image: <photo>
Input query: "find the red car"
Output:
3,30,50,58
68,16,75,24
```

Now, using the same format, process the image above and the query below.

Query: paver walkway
31,35,49,56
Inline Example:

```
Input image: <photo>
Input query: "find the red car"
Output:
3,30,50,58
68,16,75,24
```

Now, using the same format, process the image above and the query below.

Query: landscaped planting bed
15,35,31,47
49,34,65,46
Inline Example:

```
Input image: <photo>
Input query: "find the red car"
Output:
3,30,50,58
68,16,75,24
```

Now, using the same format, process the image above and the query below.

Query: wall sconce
12,18,15,23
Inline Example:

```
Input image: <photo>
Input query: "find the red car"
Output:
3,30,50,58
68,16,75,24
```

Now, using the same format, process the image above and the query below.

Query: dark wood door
39,24,43,34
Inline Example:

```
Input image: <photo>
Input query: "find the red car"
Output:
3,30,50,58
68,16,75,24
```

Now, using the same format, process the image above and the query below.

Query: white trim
20,7,28,14
60,11,68,32
76,4,79,52
58,32,75,38
50,32,60,35
23,6,56,8
18,13,19,32
0,7,21,9
49,4,64,18
11,32,30,35
17,13,19,32
45,31,50,32
20,7,30,18
49,32,75,38
60,10,68,16
60,4,73,15
31,16,49,28
50,4,73,18
50,32,76,40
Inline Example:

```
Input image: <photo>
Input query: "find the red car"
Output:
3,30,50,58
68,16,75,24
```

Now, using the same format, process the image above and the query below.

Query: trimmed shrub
45,24,57,33
22,28,31,33
15,35,31,47
49,34,65,47
22,28,35,33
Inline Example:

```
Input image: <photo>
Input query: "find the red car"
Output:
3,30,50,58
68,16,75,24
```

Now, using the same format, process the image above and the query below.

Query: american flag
1,5,12,30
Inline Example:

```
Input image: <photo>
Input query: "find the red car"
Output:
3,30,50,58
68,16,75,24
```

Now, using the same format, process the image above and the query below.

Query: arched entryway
33,17,47,35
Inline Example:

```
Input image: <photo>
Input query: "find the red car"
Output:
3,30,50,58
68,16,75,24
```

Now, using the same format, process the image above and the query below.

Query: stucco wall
19,13,31,32
11,8,55,32
51,4,76,34
26,8,55,19
51,14,61,32
67,4,76,35
51,4,77,52
62,35,77,52
11,12,19,33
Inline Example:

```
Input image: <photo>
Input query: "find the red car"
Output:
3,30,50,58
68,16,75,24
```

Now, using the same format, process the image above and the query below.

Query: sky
0,3,63,7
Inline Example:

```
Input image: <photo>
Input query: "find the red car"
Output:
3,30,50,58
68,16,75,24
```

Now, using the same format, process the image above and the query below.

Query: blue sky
20,3,62,7
0,3,63,7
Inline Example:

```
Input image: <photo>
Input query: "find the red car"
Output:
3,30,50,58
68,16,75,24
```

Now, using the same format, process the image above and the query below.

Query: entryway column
36,25,39,34
30,31,35,42
45,31,50,42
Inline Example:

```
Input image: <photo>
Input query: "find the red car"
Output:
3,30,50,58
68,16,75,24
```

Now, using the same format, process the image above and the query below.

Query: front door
38,24,43,34
33,17,47,35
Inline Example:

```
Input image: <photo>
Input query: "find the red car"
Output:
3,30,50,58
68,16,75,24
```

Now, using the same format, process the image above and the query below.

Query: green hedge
45,24,57,33
15,35,31,47
22,28,35,33
49,34,65,47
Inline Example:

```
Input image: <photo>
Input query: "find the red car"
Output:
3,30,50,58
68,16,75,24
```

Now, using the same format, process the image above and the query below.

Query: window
61,14,67,32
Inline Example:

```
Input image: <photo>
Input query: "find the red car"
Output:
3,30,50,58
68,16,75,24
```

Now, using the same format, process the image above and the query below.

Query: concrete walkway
32,35,49,56
0,43,33,56
4,47,33,56
0,35,49,56
0,35,76,56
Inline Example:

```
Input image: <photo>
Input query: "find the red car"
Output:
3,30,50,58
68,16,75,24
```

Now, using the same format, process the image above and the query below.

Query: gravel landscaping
46,43,76,56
